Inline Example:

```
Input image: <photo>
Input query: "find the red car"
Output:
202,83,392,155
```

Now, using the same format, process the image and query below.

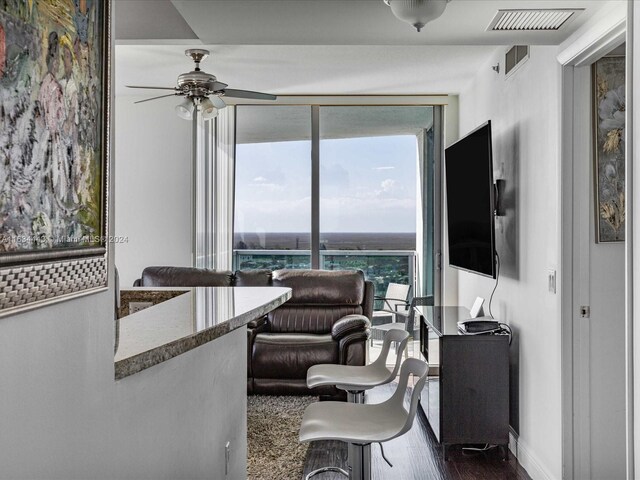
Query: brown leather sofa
134,266,235,287
134,266,275,288
133,266,373,397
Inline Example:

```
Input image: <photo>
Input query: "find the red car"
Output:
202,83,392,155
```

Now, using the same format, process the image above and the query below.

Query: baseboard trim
509,432,557,480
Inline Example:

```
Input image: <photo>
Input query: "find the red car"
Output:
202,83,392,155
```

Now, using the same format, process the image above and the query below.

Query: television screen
445,121,496,278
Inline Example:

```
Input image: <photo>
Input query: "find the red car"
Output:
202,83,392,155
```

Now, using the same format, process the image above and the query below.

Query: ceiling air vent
488,9,583,31
505,45,529,77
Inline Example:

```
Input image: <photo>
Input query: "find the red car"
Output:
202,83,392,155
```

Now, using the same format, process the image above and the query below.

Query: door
571,61,626,480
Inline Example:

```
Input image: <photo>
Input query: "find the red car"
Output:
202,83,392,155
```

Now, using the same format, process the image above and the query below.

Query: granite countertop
114,286,291,380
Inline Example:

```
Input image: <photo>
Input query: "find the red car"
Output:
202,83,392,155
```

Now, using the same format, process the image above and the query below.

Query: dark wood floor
302,384,531,480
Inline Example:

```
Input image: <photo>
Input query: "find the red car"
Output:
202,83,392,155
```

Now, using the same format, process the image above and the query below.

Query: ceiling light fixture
175,98,195,120
200,97,218,119
383,0,451,32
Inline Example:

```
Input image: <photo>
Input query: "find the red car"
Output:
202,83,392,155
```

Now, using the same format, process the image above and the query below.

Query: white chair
300,357,429,480
371,282,411,327
370,295,434,359
307,329,410,404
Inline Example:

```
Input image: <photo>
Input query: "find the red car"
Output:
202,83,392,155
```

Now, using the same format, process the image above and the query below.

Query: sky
234,135,418,233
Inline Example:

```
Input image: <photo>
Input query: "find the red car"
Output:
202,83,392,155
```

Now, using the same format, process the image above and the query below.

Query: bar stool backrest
371,329,410,380
384,358,429,440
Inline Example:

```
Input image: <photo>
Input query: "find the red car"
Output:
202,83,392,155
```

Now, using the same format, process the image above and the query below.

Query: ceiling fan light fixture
383,0,450,32
175,98,194,120
200,97,219,119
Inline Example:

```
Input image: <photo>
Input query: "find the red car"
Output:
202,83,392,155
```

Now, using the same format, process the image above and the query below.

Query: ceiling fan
126,49,277,120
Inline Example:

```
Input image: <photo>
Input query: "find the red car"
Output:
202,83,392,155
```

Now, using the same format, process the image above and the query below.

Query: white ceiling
172,0,601,46
114,0,614,97
116,0,609,46
115,44,498,96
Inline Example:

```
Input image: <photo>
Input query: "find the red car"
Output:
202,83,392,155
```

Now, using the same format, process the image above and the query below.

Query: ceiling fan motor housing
177,70,218,97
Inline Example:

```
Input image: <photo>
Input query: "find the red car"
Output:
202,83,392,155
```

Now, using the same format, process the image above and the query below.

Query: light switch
548,270,556,294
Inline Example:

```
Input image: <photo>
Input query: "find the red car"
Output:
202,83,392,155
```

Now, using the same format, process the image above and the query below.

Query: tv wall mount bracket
494,179,506,217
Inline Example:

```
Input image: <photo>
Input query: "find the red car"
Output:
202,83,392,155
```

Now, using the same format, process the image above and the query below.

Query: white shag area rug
247,395,317,480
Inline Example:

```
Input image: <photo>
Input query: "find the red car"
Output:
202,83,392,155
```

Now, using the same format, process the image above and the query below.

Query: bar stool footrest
305,466,349,479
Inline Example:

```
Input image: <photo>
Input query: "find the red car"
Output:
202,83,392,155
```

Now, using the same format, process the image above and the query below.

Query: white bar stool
304,329,411,479
300,358,429,480
307,329,410,404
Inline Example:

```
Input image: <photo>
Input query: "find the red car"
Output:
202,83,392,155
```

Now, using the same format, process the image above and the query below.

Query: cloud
373,166,395,171
246,175,285,192
380,179,397,192
247,182,284,192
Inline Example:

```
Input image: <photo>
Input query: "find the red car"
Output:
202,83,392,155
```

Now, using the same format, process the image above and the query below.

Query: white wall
115,96,192,286
457,46,562,479
0,290,247,479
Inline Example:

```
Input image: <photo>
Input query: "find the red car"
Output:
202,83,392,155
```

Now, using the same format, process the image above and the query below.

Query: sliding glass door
233,104,440,302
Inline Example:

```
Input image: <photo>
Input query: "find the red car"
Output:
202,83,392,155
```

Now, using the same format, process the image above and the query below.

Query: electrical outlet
129,301,153,314
225,441,231,477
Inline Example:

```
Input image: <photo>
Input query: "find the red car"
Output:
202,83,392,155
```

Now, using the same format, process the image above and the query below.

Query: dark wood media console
417,306,510,460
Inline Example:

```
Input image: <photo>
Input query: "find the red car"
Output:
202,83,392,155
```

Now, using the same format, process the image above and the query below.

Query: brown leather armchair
247,269,373,397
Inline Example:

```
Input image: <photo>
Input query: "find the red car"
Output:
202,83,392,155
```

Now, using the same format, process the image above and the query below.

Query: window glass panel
319,106,432,296
233,106,311,270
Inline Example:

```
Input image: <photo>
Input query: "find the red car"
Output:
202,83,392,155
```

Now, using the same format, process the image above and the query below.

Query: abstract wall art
0,0,110,316
593,55,625,243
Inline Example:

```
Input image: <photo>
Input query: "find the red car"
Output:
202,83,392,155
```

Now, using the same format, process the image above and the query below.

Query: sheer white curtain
194,106,235,271
213,107,236,271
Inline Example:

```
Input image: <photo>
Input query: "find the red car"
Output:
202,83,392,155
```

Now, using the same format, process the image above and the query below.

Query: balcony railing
233,249,416,299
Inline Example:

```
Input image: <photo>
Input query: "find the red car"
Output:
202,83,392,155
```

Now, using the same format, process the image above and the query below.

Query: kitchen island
112,286,291,479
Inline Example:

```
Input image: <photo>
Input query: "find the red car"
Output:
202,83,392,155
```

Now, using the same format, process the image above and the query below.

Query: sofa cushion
234,269,273,286
272,269,364,305
140,266,233,287
252,333,338,379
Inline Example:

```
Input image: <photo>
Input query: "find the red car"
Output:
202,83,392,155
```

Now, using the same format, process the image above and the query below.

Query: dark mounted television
445,120,496,278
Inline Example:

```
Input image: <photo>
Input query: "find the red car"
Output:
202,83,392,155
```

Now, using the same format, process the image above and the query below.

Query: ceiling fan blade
212,81,228,91
134,94,178,104
222,89,277,101
210,95,227,109
126,85,177,91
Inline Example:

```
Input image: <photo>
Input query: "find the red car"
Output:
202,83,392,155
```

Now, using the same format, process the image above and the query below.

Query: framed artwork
593,55,625,243
0,0,111,316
